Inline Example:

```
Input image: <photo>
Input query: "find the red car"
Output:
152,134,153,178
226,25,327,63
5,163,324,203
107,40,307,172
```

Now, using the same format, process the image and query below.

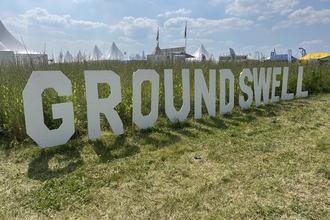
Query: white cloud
289,6,330,24
272,6,330,30
218,40,234,46
280,9,293,15
257,15,273,21
179,38,214,44
213,0,231,2
260,44,282,52
225,0,299,16
243,45,255,50
157,8,192,17
260,45,271,51
4,7,107,30
109,16,158,35
300,39,324,47
164,17,253,35
118,37,145,46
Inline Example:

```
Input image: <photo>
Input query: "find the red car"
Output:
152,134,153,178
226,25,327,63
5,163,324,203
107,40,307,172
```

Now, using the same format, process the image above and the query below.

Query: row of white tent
55,42,147,63
55,43,212,63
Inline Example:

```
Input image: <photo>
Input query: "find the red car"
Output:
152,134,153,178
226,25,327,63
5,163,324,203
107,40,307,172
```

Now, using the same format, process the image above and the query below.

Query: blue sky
1,0,330,59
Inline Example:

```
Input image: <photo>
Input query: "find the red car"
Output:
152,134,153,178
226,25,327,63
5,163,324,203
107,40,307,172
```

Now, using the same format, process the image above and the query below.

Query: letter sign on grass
85,70,123,139
164,69,190,122
23,71,74,148
194,69,216,119
133,69,159,129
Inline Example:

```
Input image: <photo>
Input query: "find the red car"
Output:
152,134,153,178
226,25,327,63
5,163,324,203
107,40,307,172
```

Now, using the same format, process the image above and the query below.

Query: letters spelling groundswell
22,67,307,148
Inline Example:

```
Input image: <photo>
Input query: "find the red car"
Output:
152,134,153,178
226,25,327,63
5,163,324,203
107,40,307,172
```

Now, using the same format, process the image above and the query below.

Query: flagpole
156,26,159,47
184,21,187,52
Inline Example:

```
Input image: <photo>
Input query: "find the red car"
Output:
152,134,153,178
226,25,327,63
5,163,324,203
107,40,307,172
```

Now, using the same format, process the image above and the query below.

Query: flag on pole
184,22,187,39
156,27,159,41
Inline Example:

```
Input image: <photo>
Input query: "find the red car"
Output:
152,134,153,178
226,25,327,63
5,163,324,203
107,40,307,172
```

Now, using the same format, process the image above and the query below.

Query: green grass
2,92,330,219
1,60,330,140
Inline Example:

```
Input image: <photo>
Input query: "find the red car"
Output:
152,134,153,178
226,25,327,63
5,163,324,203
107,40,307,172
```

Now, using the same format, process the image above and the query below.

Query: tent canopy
320,56,330,61
193,44,210,60
298,53,330,61
64,50,73,62
0,42,9,51
0,20,36,54
101,42,124,60
90,45,103,60
76,50,84,61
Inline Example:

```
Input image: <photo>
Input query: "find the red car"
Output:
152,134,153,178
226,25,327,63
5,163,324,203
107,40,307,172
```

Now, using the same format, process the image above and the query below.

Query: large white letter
194,69,216,119
253,67,272,106
296,66,308,98
239,68,253,110
220,69,234,115
85,70,123,139
133,69,159,128
164,69,190,122
22,71,74,148
271,67,281,103
281,67,294,101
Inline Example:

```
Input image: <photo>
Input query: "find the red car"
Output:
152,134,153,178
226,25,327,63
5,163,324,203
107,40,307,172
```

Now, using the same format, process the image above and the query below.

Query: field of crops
1,60,329,144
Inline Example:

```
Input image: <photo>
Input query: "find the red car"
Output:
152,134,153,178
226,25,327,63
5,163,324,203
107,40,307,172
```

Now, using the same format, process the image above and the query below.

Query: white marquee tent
101,42,124,60
64,50,73,62
192,44,211,61
90,45,103,60
0,20,47,64
75,50,84,62
0,20,32,53
0,42,9,51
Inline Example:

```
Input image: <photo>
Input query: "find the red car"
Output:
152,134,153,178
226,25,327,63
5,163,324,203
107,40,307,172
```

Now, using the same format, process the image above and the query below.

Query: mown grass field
1,60,330,219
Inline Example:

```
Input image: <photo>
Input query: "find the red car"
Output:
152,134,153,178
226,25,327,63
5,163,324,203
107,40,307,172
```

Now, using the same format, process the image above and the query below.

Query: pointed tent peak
76,50,84,61
93,45,102,52
90,44,103,60
77,50,82,55
101,42,124,60
0,20,35,54
193,44,210,60
109,42,120,51
64,50,73,62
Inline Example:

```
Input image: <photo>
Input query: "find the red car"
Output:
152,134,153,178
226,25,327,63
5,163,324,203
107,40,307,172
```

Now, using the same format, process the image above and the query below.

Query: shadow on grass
221,100,306,124
134,126,182,150
91,134,140,163
27,144,83,181
196,116,228,130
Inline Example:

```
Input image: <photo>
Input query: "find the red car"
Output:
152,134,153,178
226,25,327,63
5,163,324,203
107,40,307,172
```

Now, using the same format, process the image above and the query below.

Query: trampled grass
1,92,330,219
